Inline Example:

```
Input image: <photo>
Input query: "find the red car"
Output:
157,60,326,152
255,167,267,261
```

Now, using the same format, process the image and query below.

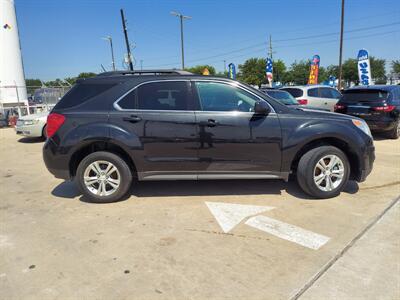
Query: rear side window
281,88,303,98
341,90,389,103
137,81,189,110
55,83,116,109
307,88,319,97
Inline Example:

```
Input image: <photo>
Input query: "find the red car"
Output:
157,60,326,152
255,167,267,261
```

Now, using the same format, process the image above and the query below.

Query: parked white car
280,85,341,111
15,111,48,138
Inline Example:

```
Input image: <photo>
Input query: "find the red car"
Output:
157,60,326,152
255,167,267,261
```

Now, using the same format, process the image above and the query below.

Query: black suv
334,85,400,139
43,70,375,203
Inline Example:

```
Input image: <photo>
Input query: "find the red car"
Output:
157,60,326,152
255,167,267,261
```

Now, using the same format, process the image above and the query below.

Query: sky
15,0,400,80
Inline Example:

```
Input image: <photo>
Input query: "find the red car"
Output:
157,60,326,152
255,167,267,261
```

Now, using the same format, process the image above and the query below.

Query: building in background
0,0,28,115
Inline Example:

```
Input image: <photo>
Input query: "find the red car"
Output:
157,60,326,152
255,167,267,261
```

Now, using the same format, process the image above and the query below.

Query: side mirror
254,101,271,115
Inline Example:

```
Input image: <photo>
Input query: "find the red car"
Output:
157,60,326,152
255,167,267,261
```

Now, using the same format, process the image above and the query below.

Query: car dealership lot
0,128,399,299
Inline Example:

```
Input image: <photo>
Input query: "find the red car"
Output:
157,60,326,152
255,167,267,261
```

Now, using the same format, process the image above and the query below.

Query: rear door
319,87,341,111
109,80,199,180
306,87,324,108
192,80,282,178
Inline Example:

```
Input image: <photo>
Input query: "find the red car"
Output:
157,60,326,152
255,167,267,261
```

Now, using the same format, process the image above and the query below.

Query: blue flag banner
266,58,273,86
357,49,371,85
228,63,236,80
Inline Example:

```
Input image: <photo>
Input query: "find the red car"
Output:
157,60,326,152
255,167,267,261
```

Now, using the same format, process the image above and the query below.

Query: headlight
23,119,40,125
352,119,372,137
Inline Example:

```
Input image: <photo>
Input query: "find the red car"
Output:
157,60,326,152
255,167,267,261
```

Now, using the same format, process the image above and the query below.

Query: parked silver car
15,111,48,138
281,85,341,111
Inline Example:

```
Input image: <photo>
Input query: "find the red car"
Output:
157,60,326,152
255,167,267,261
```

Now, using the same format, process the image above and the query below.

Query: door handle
199,119,219,127
123,115,142,123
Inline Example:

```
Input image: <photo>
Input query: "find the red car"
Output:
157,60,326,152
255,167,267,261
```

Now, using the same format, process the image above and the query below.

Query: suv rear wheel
297,146,350,199
76,151,132,203
386,120,399,139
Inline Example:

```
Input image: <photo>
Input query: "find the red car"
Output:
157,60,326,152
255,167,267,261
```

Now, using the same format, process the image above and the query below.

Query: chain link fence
0,85,71,127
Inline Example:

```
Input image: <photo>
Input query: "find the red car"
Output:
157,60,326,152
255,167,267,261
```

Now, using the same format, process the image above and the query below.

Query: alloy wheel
83,160,121,196
313,155,345,192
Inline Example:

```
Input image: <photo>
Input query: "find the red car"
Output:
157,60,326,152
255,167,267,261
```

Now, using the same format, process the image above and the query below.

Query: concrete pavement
0,128,399,299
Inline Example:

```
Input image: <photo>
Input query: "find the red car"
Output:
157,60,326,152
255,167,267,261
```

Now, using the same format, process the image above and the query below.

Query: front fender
280,118,370,173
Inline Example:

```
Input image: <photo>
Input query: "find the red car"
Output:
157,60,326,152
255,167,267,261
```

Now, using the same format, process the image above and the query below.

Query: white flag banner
357,49,372,85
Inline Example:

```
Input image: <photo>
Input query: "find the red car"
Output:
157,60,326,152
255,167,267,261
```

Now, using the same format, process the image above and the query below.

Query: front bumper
15,123,44,137
357,143,375,182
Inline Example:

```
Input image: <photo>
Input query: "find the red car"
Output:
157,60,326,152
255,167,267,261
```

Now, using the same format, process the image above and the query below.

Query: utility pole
267,35,275,59
102,36,116,71
140,59,143,70
223,60,227,73
171,11,191,69
338,0,345,90
120,9,133,71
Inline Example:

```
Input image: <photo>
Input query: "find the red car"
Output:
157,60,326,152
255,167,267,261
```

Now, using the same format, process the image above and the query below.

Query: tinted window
341,89,389,103
331,89,342,99
195,82,258,112
55,83,116,109
319,88,335,98
266,90,298,105
307,88,319,97
281,88,303,98
136,81,189,110
117,89,136,109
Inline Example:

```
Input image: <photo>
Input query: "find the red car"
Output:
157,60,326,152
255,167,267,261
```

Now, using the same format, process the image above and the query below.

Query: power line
145,21,399,67
145,29,398,68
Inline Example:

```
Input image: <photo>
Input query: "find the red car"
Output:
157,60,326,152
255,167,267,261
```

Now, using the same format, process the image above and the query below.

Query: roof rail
96,69,193,77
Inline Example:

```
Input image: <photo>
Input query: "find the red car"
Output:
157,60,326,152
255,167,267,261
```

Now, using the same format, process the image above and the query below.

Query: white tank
0,0,28,107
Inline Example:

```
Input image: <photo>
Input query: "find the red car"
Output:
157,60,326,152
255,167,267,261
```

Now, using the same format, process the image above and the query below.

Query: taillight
297,99,308,105
46,113,65,138
372,105,396,112
334,104,346,111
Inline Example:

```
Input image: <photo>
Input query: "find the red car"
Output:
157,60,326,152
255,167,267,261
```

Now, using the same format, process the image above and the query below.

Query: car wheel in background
385,120,400,139
76,151,132,203
297,146,350,199
42,125,47,140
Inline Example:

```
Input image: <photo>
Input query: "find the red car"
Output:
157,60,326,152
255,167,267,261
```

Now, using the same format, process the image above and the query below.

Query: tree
186,65,216,75
341,58,359,86
392,60,400,74
272,59,286,83
284,60,310,85
238,58,267,87
370,57,386,84
25,79,42,95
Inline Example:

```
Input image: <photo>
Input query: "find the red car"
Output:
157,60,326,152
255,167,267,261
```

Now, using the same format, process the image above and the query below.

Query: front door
192,80,282,178
109,80,199,180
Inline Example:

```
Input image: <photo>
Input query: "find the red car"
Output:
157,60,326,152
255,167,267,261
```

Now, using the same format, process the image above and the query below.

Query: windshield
341,89,389,103
266,90,298,105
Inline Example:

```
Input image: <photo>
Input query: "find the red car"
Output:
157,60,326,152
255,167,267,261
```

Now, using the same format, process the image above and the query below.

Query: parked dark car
334,85,400,139
43,70,375,203
260,88,329,111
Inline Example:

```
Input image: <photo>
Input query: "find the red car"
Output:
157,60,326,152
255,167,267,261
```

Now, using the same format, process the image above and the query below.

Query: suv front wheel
297,146,350,199
76,151,132,203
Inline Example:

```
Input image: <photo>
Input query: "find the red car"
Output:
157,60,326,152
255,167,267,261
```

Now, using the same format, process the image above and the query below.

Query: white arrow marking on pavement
205,202,275,233
245,215,330,250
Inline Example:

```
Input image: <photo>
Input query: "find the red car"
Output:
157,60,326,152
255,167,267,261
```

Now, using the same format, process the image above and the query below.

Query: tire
385,120,399,139
297,146,350,199
42,125,47,140
76,151,132,203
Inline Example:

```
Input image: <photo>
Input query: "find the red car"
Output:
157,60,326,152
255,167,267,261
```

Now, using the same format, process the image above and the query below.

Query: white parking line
245,215,330,250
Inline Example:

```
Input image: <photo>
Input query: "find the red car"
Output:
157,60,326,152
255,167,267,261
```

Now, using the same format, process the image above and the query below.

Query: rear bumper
365,120,397,132
43,138,71,180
